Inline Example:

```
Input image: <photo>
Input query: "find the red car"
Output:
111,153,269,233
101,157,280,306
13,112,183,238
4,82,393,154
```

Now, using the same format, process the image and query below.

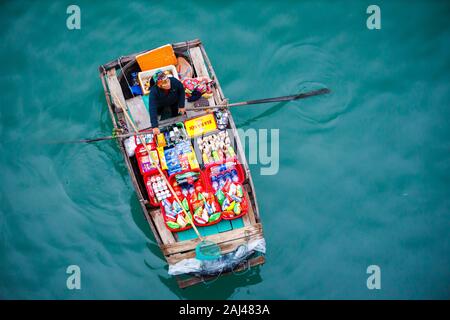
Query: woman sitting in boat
148,70,186,135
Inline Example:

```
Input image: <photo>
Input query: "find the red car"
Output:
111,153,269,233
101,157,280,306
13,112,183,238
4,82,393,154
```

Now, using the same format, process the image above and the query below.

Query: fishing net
195,240,222,261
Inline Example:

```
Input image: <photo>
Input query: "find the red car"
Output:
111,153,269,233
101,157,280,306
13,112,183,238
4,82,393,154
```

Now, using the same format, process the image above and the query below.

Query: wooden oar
185,87,330,111
55,88,330,145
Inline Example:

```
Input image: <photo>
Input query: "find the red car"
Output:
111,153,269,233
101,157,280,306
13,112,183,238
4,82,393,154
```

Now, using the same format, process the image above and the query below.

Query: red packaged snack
190,191,222,227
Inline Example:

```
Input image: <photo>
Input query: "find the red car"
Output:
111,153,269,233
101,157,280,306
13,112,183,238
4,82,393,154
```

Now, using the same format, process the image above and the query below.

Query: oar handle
112,93,203,241
185,88,331,111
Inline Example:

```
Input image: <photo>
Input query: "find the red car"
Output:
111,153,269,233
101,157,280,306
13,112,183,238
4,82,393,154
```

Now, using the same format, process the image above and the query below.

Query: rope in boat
118,56,136,98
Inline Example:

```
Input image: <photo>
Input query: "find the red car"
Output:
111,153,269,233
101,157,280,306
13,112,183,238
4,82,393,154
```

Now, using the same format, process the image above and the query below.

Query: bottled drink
231,169,239,183
211,176,219,191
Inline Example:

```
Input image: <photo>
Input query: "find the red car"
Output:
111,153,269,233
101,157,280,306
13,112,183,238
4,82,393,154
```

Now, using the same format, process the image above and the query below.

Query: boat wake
237,41,354,130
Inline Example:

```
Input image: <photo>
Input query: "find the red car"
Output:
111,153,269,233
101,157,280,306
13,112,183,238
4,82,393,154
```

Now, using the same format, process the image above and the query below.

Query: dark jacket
148,77,185,128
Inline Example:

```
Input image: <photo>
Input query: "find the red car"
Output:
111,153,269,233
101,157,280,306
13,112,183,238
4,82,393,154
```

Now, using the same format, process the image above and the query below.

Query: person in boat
148,70,186,135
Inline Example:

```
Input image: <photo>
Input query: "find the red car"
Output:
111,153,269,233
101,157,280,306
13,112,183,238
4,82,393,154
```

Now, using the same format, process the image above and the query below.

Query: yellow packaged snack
187,147,199,169
157,133,166,147
157,146,168,170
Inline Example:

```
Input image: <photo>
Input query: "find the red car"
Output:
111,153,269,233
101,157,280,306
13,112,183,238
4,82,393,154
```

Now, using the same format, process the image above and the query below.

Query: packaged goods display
157,124,188,148
190,191,222,226
161,198,193,231
214,110,229,130
196,130,236,166
215,180,248,220
135,132,155,147
135,145,160,175
144,173,171,206
207,161,245,191
138,118,247,231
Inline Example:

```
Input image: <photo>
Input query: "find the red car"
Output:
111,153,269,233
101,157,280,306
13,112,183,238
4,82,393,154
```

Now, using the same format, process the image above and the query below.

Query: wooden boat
98,39,265,288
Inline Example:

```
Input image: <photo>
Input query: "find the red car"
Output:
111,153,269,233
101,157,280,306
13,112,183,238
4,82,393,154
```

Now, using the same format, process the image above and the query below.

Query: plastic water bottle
231,169,239,183
219,176,226,189
211,176,219,191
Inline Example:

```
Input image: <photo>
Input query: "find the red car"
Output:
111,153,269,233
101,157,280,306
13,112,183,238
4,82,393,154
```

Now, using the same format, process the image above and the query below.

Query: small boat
98,39,265,288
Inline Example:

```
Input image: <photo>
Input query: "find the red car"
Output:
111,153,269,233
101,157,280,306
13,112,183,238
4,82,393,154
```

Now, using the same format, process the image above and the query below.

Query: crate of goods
156,123,198,175
144,172,171,207
156,122,189,148
169,169,222,227
193,129,237,168
135,144,160,176
161,169,203,232
189,190,222,226
162,140,200,176
161,197,193,232
214,110,230,130
203,159,245,191
214,180,249,220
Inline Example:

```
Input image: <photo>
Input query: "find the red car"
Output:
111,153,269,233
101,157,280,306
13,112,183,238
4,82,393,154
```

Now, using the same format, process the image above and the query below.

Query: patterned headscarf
152,70,168,84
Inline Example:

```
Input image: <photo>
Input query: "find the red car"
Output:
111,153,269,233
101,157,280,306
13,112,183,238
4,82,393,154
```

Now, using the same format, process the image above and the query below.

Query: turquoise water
1,0,449,299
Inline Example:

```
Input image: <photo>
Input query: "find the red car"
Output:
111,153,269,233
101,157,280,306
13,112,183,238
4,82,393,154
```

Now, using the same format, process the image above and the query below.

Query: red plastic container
221,189,249,220
189,192,223,227
135,144,159,176
168,169,223,227
160,197,193,233
202,157,246,191
144,171,170,207
168,168,204,190
210,177,249,220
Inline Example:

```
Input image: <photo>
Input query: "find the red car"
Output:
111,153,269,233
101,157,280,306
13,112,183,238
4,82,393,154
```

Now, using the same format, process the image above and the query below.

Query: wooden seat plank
162,223,262,255
188,47,215,107
166,231,263,264
105,69,126,112
149,208,176,244
126,96,151,130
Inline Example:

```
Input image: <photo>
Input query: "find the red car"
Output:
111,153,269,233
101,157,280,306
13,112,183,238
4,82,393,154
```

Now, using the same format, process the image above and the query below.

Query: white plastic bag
124,137,136,157
168,238,266,276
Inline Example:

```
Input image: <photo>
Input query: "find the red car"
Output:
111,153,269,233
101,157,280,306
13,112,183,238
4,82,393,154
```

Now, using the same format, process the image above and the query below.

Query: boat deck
99,39,265,288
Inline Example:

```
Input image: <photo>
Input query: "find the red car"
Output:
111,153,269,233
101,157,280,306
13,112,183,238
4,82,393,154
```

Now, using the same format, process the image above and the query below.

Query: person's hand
179,108,186,115
152,127,160,135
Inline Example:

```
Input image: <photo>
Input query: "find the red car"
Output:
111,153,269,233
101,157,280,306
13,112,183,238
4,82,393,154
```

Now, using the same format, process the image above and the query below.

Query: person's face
157,78,171,90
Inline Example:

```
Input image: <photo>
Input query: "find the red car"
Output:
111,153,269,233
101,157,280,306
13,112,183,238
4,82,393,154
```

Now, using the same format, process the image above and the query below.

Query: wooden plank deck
126,96,151,130
162,223,262,256
105,69,135,131
150,208,176,245
105,69,126,112
166,229,264,264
